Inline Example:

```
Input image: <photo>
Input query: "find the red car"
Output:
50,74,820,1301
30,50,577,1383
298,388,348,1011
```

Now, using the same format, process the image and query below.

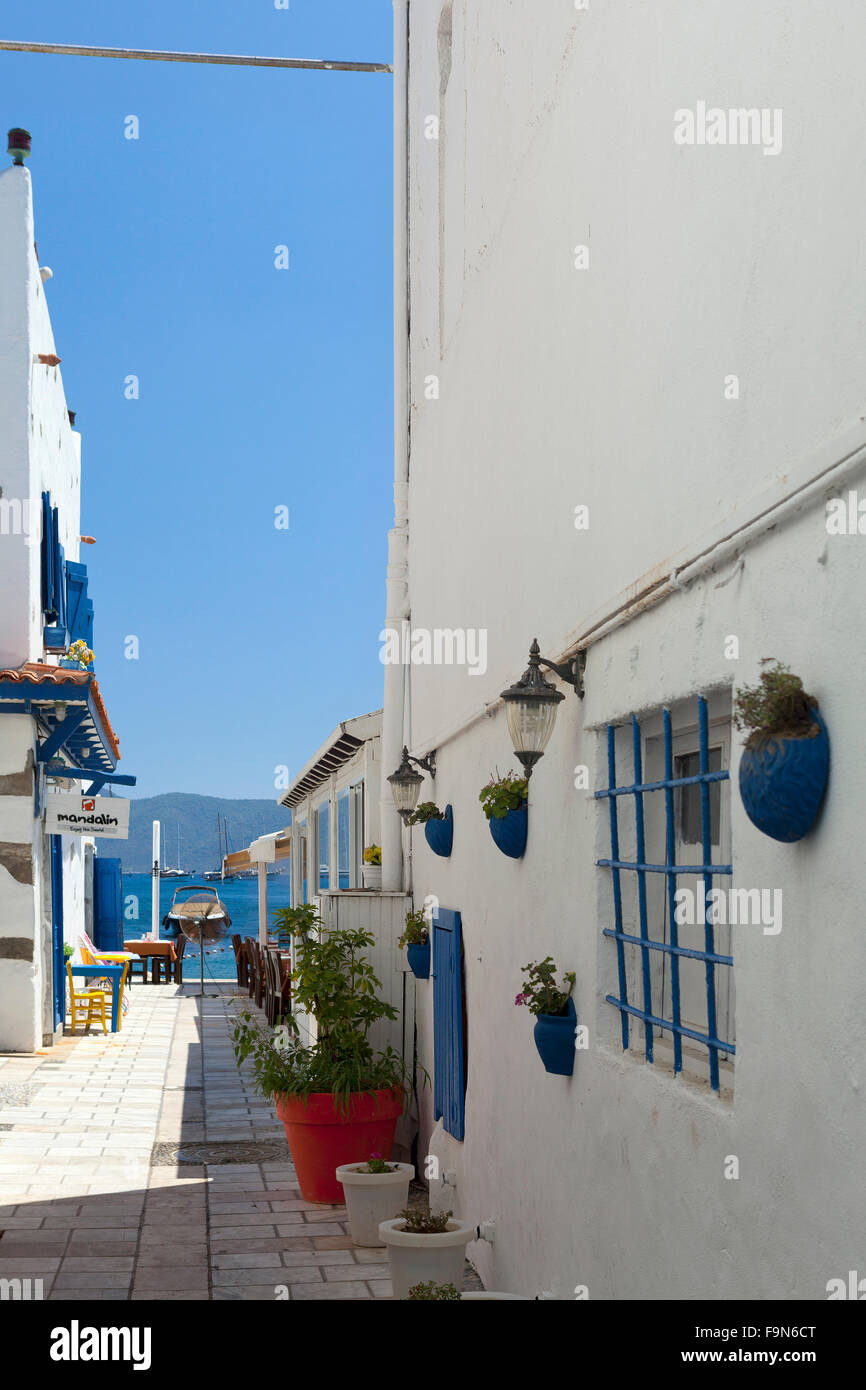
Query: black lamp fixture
7,129,31,166
500,638,585,777
388,745,437,824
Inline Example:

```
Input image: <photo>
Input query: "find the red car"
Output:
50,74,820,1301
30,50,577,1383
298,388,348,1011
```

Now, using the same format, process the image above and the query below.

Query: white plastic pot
378,1217,476,1299
362,864,382,889
335,1162,414,1247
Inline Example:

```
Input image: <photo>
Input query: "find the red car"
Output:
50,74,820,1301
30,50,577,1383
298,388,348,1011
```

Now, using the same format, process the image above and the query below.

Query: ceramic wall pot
533,998,577,1076
407,941,430,979
738,710,829,843
489,803,528,859
424,805,453,858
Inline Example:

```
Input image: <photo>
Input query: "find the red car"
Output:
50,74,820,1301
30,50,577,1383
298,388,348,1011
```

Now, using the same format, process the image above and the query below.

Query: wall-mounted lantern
500,638,585,777
387,745,437,824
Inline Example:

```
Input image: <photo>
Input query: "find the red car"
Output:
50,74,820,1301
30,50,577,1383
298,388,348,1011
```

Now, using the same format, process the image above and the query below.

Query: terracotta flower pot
275,1088,403,1204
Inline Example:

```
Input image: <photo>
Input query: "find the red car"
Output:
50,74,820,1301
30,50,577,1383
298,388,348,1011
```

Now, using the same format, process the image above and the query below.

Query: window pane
676,748,721,846
318,805,330,891
338,793,350,890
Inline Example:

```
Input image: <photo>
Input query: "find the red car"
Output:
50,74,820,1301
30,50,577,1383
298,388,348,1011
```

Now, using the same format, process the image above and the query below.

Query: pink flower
514,993,527,1007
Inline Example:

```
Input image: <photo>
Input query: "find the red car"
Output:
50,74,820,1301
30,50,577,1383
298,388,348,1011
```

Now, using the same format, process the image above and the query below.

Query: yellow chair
66,962,108,1036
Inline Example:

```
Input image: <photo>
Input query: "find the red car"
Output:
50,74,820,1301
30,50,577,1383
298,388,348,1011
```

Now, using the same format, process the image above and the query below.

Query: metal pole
0,39,391,73
151,821,160,940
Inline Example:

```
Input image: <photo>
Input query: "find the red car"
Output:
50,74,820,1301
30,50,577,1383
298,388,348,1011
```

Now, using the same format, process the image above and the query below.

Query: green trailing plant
479,769,528,821
407,1281,461,1301
515,957,576,1018
63,943,75,961
398,1207,453,1234
362,1153,395,1174
406,801,445,827
363,845,382,866
733,659,818,748
233,909,409,1114
398,908,429,950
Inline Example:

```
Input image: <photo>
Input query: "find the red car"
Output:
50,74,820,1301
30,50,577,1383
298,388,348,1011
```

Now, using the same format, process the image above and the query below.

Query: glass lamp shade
505,696,559,759
388,757,424,817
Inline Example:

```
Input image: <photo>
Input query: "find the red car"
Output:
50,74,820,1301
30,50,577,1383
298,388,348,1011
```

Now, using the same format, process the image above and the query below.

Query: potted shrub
398,907,430,980
516,957,577,1076
408,801,453,858
336,1152,415,1246
479,770,529,858
378,1207,476,1298
408,1281,461,1300
362,844,382,889
734,659,830,842
233,904,409,1204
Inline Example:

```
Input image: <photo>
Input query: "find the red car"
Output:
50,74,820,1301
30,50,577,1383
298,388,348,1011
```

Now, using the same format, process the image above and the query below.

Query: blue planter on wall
424,805,453,858
407,941,430,980
738,710,830,843
533,998,577,1076
489,803,528,859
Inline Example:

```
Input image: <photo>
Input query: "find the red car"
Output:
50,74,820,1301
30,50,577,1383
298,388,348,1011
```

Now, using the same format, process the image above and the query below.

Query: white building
375,2,866,1299
0,153,130,1052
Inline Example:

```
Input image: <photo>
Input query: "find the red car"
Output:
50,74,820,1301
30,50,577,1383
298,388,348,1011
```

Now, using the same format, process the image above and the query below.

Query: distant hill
116,793,291,873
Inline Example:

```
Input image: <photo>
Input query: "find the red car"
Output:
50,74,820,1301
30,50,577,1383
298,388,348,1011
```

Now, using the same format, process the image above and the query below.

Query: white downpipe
381,0,410,893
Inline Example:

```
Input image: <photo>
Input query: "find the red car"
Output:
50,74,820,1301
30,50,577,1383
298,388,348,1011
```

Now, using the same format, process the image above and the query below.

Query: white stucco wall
0,165,85,1049
399,1,866,1298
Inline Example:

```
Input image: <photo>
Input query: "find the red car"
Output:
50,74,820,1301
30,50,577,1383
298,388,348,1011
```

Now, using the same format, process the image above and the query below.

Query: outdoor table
68,963,123,1033
124,940,177,984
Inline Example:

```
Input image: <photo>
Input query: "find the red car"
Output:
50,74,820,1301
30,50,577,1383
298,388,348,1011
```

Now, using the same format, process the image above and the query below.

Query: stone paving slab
0,983,483,1300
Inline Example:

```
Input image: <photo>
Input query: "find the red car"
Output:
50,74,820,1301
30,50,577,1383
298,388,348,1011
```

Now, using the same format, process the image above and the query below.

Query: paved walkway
0,982,424,1300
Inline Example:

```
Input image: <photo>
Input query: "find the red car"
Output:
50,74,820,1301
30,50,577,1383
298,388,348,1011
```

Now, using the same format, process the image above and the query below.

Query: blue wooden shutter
93,857,123,953
433,907,466,1140
65,561,93,648
41,495,69,648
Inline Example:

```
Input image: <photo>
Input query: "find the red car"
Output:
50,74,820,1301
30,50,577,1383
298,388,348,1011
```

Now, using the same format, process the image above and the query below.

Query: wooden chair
128,951,149,985
265,950,286,1027
66,962,108,1036
169,935,187,985
232,934,247,989
244,938,257,999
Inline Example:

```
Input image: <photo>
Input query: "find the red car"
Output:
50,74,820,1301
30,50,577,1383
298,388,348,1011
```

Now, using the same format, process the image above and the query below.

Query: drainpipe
381,0,410,893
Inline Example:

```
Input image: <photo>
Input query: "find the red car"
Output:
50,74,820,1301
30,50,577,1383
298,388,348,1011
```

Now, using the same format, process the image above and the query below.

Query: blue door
93,857,123,952
433,908,466,1141
50,835,65,1030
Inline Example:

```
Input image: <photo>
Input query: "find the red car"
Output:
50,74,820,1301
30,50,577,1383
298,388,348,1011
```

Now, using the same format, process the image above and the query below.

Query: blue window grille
337,792,350,889
433,907,466,1140
595,696,734,1092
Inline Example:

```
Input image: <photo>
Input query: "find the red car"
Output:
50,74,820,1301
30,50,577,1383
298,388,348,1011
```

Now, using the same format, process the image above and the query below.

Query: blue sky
1,0,393,800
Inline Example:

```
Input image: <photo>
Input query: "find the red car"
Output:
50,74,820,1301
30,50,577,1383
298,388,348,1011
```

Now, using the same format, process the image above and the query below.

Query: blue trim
50,835,65,1030
433,907,465,1141
36,706,89,763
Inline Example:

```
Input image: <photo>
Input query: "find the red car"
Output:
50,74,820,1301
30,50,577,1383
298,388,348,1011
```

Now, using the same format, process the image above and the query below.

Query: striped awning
278,709,382,809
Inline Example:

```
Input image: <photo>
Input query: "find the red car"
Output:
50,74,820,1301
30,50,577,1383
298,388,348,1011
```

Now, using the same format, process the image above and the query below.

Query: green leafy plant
398,1207,453,1234
233,908,409,1113
362,1152,395,1174
63,943,75,961
406,801,445,827
363,845,382,866
479,769,528,821
398,908,429,950
733,659,818,747
515,957,576,1018
407,1281,461,1300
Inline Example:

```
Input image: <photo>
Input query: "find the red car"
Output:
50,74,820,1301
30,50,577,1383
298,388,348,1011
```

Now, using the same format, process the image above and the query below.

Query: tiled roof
0,662,121,761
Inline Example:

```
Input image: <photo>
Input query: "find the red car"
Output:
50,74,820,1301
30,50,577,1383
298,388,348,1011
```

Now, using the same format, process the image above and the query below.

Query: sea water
121,873,294,981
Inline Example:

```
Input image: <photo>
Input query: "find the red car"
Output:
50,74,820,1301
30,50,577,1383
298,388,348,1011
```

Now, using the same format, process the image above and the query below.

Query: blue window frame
433,907,466,1140
337,792,350,889
596,697,734,1092
318,804,330,891
65,560,94,656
